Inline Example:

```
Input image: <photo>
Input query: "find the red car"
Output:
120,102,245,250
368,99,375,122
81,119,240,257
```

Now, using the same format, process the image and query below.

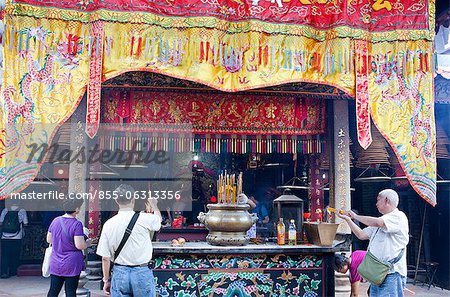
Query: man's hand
336,211,351,221
346,210,358,220
337,211,369,240
103,280,111,295
101,257,111,295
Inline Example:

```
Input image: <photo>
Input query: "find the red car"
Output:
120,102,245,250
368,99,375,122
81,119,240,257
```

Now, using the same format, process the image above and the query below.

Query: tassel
159,36,163,60
137,37,143,57
223,45,228,66
402,52,407,77
344,49,348,74
206,41,210,62
350,49,354,73
165,40,169,63
9,26,14,52
17,31,23,52
151,36,157,59
213,43,217,65
289,49,293,70
331,54,335,74
200,41,205,61
25,31,30,52
303,51,307,71
271,45,276,68
130,36,135,56
239,49,243,69
280,47,284,68
219,42,223,66
420,52,425,72
264,45,269,66
314,52,319,70
318,53,322,71
172,39,177,65
259,46,262,65
144,37,150,57
417,52,421,72
338,51,342,73
230,46,235,68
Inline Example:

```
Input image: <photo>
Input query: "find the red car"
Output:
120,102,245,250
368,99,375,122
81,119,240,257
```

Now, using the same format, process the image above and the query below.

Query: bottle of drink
288,219,297,245
277,218,286,245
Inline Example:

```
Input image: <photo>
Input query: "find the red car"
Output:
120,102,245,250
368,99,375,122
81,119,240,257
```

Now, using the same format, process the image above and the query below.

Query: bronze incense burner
198,203,258,246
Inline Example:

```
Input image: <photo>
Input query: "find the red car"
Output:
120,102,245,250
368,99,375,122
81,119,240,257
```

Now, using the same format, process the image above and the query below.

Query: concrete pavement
0,275,448,296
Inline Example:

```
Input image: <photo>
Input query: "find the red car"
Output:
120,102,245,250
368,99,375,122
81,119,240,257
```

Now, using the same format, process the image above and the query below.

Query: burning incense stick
217,172,243,205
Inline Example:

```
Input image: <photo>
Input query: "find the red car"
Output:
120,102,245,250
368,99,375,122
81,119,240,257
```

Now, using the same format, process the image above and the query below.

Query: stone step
86,267,102,275
86,275,102,281
86,261,102,268
17,264,42,277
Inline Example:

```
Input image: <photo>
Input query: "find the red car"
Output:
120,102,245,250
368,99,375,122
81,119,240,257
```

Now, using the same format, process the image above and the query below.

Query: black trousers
0,239,22,277
47,274,80,297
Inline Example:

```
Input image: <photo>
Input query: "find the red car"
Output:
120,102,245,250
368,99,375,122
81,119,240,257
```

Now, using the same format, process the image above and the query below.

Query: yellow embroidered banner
0,0,436,205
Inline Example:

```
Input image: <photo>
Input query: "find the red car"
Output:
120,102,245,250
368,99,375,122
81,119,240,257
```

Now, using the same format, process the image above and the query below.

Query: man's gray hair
379,189,399,207
114,184,135,205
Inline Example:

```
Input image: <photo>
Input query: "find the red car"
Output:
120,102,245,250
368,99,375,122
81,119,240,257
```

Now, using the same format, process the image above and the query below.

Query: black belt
114,263,149,268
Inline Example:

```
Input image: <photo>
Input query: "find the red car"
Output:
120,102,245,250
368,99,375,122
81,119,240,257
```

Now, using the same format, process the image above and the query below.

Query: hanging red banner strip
86,21,105,138
355,40,372,149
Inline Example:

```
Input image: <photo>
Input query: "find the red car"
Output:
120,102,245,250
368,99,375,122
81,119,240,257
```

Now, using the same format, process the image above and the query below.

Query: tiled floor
0,276,103,297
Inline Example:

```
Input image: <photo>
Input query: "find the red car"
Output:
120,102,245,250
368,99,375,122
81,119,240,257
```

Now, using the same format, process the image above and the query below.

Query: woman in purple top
46,199,90,297
334,250,367,297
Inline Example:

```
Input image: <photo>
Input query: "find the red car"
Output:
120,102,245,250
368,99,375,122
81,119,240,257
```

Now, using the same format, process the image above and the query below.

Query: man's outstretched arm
350,211,385,229
337,213,369,240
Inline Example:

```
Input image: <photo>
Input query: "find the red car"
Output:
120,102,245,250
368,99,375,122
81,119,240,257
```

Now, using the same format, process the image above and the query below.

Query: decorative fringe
3,24,433,78
99,134,324,154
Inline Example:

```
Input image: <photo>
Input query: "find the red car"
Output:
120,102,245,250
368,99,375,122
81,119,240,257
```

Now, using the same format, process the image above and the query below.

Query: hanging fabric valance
0,0,437,205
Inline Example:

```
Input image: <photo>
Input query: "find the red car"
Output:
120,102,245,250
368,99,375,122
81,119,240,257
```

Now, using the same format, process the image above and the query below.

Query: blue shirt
251,203,269,222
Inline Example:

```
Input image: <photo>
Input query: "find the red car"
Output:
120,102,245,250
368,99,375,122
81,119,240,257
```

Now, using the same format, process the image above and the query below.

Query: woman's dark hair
333,253,349,271
63,198,84,214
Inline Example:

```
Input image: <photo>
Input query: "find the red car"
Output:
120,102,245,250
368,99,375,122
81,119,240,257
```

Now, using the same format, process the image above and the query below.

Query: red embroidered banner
12,0,430,33
103,90,325,135
355,40,372,149
86,21,105,138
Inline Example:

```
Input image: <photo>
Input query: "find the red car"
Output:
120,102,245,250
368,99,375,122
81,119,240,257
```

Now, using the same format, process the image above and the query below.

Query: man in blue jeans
97,185,162,296
337,189,409,297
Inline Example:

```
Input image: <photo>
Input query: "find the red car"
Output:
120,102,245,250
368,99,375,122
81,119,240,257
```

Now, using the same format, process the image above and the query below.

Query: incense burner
198,204,258,246
304,222,339,246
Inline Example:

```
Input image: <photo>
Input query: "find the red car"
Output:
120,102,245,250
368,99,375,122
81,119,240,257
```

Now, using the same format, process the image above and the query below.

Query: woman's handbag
357,228,405,286
42,217,70,278
42,245,52,278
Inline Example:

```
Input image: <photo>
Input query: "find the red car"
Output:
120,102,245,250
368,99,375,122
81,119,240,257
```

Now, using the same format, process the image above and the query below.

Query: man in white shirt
337,189,409,297
97,185,162,296
0,203,28,278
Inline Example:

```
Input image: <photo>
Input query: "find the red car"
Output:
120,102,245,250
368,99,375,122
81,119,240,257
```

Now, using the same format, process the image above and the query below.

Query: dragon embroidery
381,71,432,161
5,51,70,147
